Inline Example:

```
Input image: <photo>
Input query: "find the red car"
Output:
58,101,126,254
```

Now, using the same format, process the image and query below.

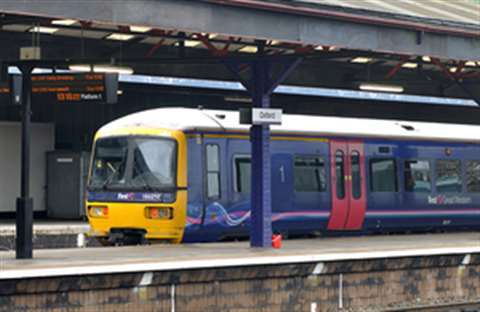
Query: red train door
327,140,366,230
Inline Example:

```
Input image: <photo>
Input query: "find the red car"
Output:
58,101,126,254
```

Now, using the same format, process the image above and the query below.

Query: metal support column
16,65,33,259
225,54,302,247
250,59,272,247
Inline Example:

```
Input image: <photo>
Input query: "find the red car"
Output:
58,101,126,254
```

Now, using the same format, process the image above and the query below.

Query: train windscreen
88,136,176,191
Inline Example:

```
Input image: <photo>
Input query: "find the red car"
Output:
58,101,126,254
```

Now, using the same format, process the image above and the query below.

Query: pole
250,55,273,247
16,65,33,259
224,52,302,248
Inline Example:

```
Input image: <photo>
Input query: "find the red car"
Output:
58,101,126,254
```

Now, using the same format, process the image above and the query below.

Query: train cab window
370,159,397,192
404,160,431,192
206,144,220,199
294,156,326,192
351,151,361,199
466,160,480,193
335,151,345,199
435,159,462,193
234,156,251,193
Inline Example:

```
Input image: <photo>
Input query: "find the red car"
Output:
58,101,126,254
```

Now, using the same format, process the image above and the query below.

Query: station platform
1,232,480,279
1,232,480,311
0,221,90,250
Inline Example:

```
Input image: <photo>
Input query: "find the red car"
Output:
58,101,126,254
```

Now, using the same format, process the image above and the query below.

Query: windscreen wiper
92,165,118,191
135,173,156,192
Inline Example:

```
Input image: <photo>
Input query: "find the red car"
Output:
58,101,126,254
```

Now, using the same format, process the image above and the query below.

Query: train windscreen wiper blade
96,163,119,191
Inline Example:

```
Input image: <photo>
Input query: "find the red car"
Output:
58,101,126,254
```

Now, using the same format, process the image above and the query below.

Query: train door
327,140,367,230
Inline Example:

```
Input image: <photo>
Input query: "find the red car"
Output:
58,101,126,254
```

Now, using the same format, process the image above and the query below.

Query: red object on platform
272,234,282,249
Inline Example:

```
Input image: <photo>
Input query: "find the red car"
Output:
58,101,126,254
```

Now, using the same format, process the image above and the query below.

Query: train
86,107,480,244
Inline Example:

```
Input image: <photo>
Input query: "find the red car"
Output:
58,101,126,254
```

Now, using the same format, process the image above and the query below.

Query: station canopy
298,0,479,25
0,0,477,101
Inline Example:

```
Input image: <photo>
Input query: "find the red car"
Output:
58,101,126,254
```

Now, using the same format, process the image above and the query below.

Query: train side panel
184,133,480,243
364,139,480,233
183,134,332,242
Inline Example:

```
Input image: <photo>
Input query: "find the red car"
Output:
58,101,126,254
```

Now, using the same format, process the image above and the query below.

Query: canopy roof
0,0,477,101
295,0,480,27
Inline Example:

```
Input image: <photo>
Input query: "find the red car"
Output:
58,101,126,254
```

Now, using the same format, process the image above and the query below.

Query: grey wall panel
0,122,54,212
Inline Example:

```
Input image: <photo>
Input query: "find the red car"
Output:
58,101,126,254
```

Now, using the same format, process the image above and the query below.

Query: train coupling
108,229,147,246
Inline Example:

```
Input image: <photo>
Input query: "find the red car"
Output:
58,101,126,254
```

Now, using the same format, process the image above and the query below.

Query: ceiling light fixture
351,57,372,64
69,64,134,75
238,46,258,53
51,19,77,26
129,25,152,33
183,40,201,47
93,65,134,75
359,83,404,93
401,62,418,69
106,33,135,41
29,26,59,34
422,56,432,62
68,64,91,72
314,46,324,51
317,46,338,52
199,33,218,39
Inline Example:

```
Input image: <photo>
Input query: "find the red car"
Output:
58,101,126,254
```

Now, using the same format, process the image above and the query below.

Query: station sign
240,108,282,125
3,73,118,105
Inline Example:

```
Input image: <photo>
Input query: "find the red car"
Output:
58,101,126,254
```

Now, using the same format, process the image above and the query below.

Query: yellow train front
86,123,188,245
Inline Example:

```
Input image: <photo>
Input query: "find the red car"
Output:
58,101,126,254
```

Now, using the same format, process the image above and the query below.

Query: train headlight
146,207,173,220
89,206,108,218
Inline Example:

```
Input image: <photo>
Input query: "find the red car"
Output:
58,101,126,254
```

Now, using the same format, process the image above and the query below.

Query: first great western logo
428,195,472,205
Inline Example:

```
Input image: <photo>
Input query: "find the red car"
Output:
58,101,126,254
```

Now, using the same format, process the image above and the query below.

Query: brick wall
1,254,480,311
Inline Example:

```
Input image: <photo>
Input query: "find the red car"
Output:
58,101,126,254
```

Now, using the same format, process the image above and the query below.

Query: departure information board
5,73,118,105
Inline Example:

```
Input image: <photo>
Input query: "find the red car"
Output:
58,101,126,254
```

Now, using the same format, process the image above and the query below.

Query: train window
234,157,251,193
404,160,431,192
206,144,220,199
351,151,361,199
335,151,345,199
370,159,397,192
435,159,462,193
466,160,480,193
294,156,326,192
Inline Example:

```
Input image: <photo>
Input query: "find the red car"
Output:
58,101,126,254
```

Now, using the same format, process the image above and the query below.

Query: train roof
98,107,480,143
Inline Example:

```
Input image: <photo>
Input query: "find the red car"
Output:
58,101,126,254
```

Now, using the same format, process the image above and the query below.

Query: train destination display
4,73,118,105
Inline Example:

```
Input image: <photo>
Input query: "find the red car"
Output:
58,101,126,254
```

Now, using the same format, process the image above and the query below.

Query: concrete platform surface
1,232,480,279
0,221,89,235
0,221,91,250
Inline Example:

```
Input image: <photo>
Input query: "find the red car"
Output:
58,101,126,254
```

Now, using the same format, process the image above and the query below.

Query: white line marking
312,262,325,275
2,246,480,280
338,273,343,309
139,272,153,287
171,284,176,312
76,233,85,248
462,254,471,265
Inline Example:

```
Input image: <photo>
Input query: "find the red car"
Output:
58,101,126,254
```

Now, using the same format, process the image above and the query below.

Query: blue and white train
86,107,480,244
